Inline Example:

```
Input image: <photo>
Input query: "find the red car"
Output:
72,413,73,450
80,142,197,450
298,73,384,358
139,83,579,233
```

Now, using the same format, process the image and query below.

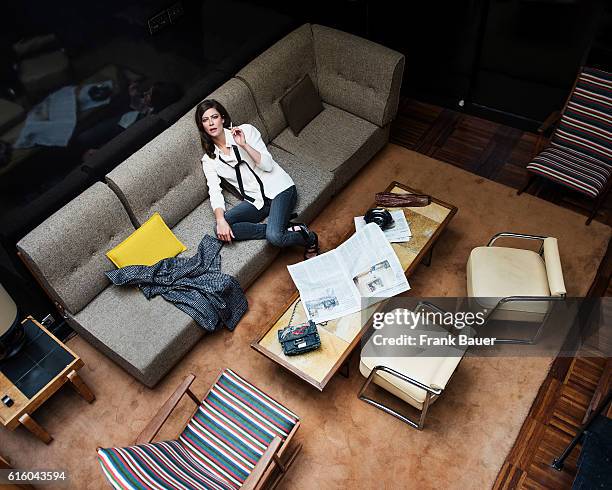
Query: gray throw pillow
280,75,324,136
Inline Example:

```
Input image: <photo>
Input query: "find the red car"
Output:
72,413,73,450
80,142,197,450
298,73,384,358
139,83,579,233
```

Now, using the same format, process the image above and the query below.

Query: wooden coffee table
251,181,457,390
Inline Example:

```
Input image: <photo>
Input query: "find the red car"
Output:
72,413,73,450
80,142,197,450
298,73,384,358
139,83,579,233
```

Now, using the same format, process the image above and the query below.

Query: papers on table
354,209,411,243
15,86,77,148
288,223,410,323
78,80,113,111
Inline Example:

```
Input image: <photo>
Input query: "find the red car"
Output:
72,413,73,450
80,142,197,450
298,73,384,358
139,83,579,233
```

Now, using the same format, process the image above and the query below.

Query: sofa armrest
16,182,135,315
312,25,405,128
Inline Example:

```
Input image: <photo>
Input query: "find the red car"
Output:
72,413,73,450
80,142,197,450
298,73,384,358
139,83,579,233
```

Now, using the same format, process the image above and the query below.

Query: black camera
364,208,395,230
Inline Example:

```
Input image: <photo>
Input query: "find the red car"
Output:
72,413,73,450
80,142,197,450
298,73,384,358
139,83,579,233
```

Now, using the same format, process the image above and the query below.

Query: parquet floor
391,98,612,489
391,98,612,227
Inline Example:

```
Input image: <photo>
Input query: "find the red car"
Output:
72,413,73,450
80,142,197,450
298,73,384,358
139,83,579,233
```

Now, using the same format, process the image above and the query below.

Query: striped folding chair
519,67,612,224
97,369,301,490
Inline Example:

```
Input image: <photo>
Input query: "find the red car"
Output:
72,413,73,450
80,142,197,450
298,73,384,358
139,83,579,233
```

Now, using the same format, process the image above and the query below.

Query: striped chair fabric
98,369,299,490
526,67,612,198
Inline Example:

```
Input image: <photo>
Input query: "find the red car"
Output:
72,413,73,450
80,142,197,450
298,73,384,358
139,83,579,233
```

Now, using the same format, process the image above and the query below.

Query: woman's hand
231,127,246,147
216,218,235,242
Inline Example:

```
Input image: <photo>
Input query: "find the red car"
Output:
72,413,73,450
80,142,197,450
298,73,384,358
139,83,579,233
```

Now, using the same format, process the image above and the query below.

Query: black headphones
364,208,394,230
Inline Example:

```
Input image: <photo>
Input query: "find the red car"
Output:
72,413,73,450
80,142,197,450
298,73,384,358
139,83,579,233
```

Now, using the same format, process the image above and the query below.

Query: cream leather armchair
467,232,567,344
359,302,472,430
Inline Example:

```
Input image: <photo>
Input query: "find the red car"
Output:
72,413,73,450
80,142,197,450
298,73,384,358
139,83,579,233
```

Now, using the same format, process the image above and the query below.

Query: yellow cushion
106,213,186,268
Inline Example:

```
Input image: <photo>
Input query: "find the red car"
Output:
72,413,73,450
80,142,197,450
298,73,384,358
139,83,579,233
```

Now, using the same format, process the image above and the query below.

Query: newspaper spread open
287,223,410,323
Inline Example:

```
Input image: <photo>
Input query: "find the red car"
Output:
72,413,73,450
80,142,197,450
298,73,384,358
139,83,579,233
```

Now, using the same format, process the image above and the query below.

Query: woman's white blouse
201,124,294,211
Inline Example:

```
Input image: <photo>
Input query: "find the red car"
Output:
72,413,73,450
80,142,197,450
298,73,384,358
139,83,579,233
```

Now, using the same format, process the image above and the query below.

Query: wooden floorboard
390,98,611,489
390,97,612,226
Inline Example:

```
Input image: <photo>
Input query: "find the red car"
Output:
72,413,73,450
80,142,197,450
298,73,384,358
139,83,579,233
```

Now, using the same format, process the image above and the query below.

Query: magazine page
288,223,410,323
287,248,361,323
337,223,410,300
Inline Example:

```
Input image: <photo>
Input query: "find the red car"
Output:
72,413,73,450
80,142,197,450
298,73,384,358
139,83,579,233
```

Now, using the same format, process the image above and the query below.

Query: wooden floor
391,98,612,489
391,99,612,227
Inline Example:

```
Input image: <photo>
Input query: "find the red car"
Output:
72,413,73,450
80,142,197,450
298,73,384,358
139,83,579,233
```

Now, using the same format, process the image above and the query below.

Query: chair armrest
241,436,283,490
370,365,443,396
487,295,565,319
543,237,566,296
538,111,561,135
487,232,548,252
532,111,561,157
497,295,566,305
136,373,198,444
312,24,405,127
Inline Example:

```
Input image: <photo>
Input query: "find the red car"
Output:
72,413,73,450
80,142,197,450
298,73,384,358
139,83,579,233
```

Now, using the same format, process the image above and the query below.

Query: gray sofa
17,24,404,387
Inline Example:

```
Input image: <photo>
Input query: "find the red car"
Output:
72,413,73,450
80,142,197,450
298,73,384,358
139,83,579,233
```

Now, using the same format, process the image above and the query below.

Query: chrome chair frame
480,232,566,345
358,301,459,430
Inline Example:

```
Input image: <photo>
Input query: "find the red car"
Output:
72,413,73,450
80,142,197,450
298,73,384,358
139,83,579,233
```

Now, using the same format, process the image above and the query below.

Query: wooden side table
0,317,94,443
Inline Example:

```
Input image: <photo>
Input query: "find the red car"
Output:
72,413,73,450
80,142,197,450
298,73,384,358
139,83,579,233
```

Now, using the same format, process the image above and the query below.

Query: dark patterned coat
106,235,247,332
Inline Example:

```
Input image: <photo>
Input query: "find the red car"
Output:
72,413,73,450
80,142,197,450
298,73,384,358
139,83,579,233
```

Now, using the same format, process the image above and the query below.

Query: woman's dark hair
195,99,232,159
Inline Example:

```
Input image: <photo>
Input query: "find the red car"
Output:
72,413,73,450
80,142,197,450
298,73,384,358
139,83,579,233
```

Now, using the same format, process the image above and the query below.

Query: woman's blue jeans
223,185,307,248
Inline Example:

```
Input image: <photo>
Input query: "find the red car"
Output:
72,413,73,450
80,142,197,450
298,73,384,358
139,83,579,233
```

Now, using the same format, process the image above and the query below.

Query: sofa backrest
106,109,208,228
206,78,269,142
17,182,134,315
236,23,318,140
311,25,405,128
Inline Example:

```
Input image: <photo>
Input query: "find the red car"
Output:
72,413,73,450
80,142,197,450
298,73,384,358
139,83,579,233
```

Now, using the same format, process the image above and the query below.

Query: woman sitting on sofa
195,99,319,259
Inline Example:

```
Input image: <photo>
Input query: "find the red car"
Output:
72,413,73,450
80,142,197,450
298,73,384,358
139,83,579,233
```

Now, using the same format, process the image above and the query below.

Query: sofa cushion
236,24,318,140
272,104,387,192
269,145,335,224
106,213,186,268
106,112,208,228
71,286,202,388
280,74,323,136
312,24,405,128
17,182,134,314
171,197,279,290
